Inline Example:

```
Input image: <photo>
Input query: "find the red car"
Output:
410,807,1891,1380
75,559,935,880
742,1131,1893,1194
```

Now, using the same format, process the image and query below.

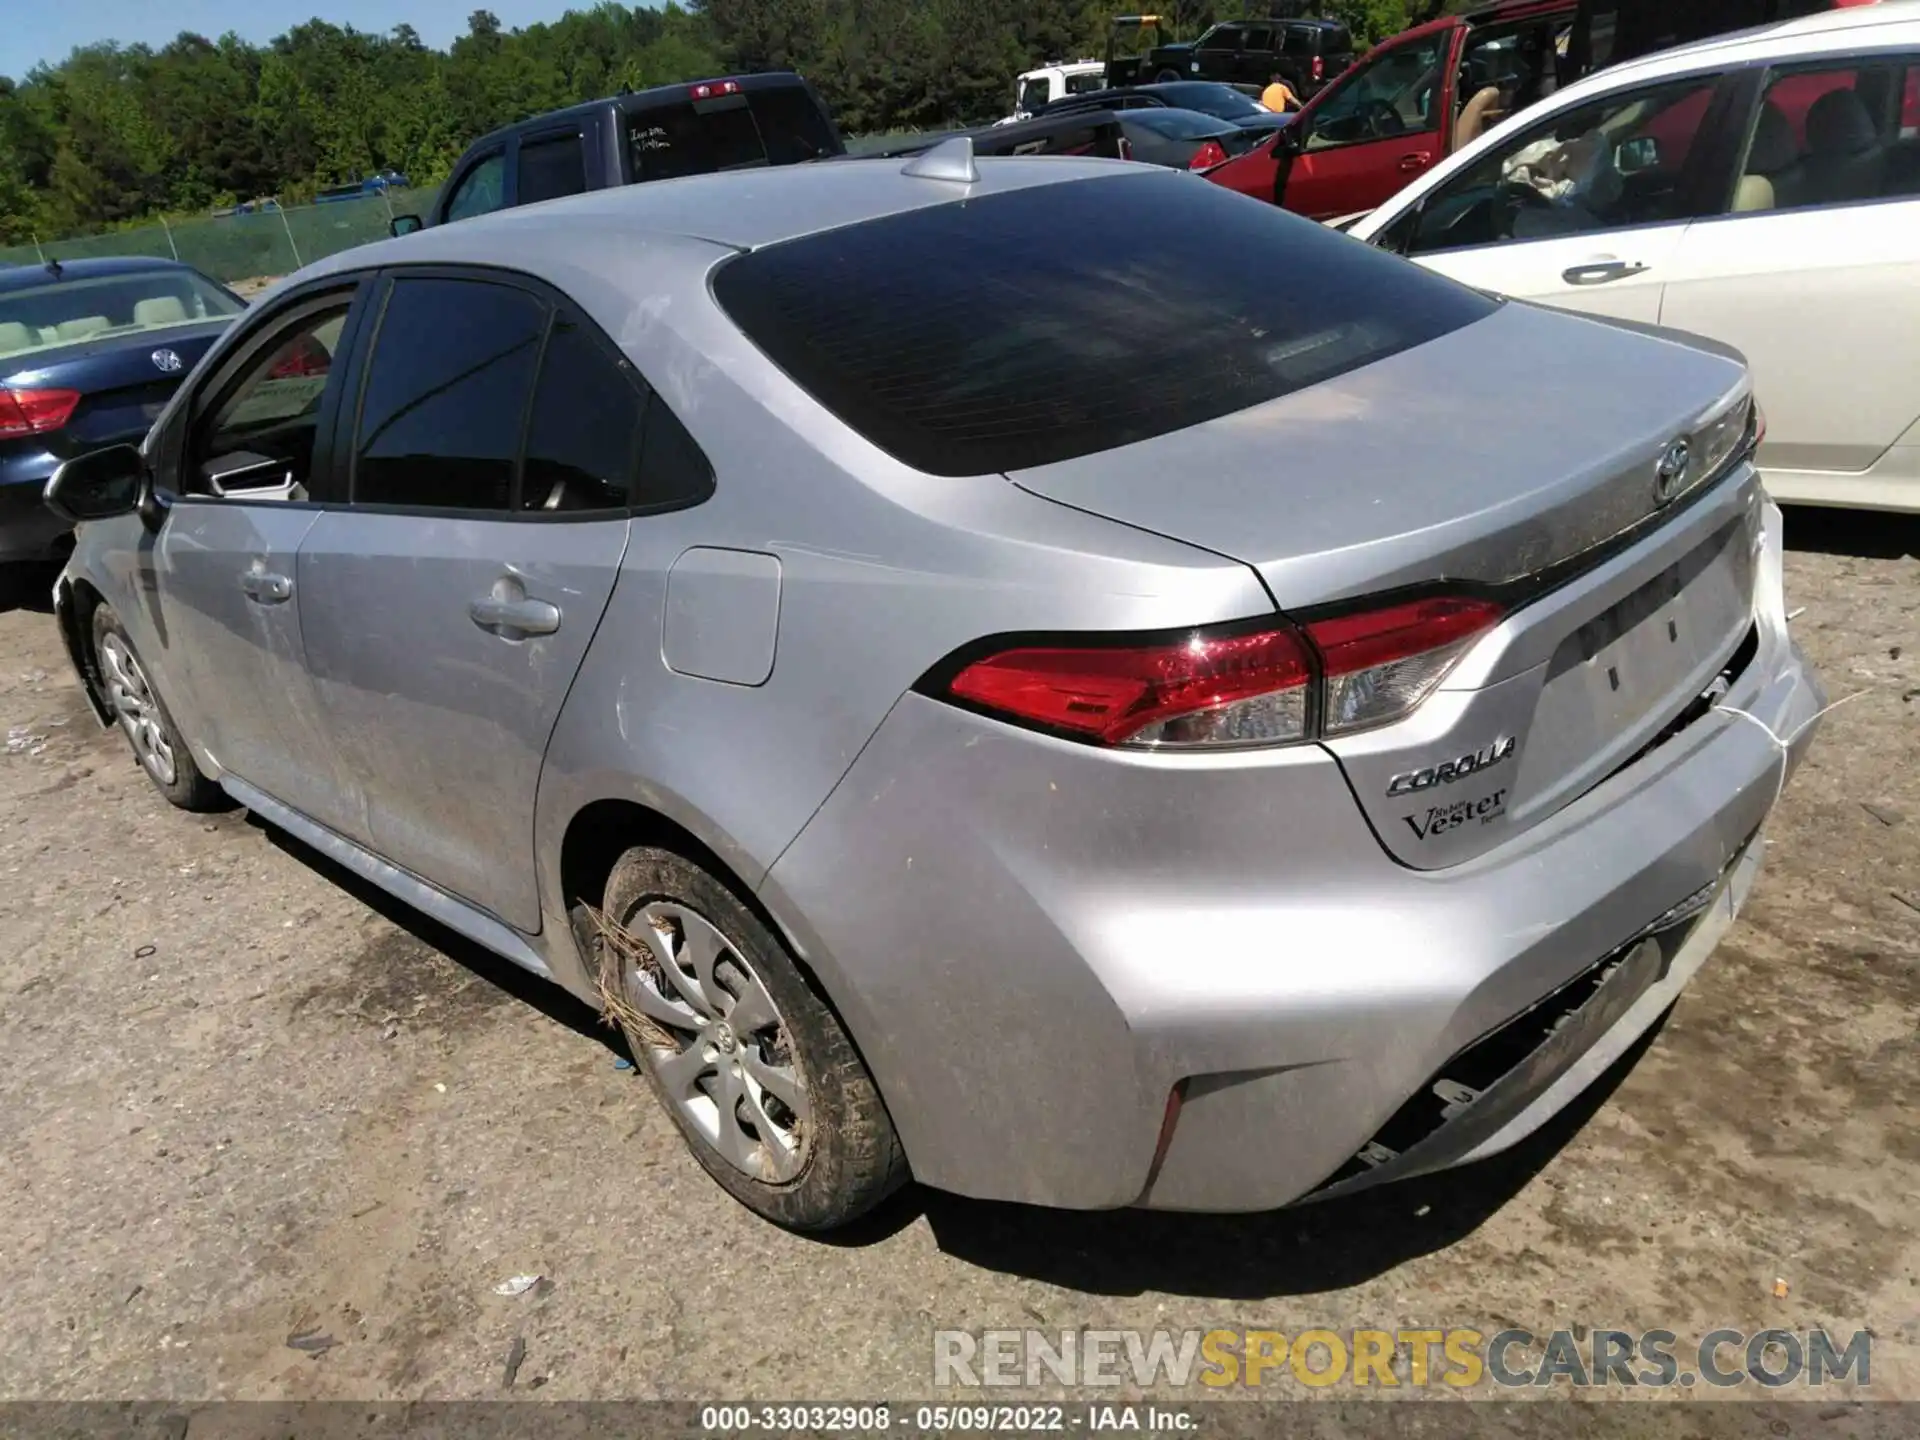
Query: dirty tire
603,846,907,1230
91,603,227,812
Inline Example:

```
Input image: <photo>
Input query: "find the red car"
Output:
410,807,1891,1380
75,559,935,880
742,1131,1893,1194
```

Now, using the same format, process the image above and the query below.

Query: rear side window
520,317,642,512
353,277,546,511
517,132,587,205
713,173,1496,477
1283,26,1321,56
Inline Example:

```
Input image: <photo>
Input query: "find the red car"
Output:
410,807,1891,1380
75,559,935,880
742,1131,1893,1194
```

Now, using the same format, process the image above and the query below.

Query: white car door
1658,58,1920,509
1360,70,1731,325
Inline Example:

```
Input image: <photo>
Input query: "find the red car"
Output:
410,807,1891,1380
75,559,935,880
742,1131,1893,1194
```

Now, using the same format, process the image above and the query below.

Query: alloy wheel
98,634,177,787
622,901,809,1182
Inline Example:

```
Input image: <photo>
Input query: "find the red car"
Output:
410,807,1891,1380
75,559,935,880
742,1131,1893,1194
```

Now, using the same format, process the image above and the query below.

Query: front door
154,287,368,835
1281,24,1460,219
296,272,638,932
1386,68,1730,325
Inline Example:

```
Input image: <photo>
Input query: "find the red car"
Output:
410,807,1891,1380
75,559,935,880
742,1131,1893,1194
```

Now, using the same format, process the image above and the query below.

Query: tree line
0,1,1423,245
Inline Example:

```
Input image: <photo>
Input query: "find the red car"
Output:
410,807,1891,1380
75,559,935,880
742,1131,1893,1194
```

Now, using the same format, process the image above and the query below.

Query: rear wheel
1154,68,1184,83
92,604,226,811
600,846,907,1230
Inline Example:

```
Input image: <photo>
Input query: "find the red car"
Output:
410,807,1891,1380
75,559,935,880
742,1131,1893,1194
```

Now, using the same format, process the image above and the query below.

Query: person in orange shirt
1260,72,1300,113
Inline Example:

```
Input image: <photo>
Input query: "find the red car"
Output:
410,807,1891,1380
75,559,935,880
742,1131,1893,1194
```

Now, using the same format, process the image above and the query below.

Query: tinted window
517,132,587,205
713,173,1496,477
444,152,506,222
1243,27,1274,53
1730,61,1920,215
520,317,642,512
354,278,546,510
193,301,351,498
1127,109,1234,140
636,393,715,510
1200,26,1243,50
1282,27,1319,56
629,84,838,182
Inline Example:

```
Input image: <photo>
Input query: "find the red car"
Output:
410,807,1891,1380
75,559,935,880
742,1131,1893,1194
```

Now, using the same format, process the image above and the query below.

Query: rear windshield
1126,109,1235,139
0,269,242,362
629,84,840,182
711,172,1495,476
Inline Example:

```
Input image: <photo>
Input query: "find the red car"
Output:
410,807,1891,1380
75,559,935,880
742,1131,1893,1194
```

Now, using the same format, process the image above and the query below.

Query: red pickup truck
1205,0,1875,220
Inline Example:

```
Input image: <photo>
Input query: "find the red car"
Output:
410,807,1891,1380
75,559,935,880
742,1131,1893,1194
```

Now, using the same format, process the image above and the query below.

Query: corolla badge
150,348,183,373
1654,436,1691,504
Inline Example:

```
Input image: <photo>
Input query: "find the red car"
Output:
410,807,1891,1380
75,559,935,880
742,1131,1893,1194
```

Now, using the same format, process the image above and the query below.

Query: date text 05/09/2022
699,1404,1195,1433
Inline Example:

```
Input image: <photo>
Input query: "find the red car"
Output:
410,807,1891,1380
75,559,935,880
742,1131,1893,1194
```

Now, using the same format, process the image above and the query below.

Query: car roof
0,256,206,293
302,153,1148,278
460,70,817,152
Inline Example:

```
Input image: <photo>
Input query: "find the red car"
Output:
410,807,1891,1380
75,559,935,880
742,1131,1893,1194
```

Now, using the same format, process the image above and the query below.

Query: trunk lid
3,319,231,458
1009,301,1760,866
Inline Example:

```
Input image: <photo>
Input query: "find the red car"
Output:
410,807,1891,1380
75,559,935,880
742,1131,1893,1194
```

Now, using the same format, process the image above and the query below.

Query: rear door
1237,25,1276,88
294,270,638,931
1195,24,1245,82
1382,68,1736,324
1658,53,1920,497
1280,23,1462,218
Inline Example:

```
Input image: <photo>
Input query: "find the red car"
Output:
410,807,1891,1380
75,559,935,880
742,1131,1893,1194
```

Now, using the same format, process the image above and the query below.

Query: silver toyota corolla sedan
44,145,1824,1230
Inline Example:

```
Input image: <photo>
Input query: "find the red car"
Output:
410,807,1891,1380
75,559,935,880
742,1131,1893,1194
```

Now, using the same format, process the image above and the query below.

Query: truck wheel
600,846,908,1231
1155,69,1184,83
92,605,227,812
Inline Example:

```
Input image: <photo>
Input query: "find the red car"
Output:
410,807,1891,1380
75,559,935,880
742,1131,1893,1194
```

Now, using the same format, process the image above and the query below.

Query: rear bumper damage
764,500,1822,1212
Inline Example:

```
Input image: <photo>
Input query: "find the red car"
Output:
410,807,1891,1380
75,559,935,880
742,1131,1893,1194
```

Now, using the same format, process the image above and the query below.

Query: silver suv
47,151,1823,1230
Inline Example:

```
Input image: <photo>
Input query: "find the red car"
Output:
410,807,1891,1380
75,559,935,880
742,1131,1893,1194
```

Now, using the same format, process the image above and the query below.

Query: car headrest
1806,87,1876,157
0,321,33,353
1746,102,1797,174
134,295,189,326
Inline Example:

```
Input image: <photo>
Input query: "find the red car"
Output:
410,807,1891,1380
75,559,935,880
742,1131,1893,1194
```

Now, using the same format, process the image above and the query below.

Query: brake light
1304,596,1504,736
689,79,743,100
0,387,81,438
1312,55,1325,81
1188,139,1230,170
937,597,1503,750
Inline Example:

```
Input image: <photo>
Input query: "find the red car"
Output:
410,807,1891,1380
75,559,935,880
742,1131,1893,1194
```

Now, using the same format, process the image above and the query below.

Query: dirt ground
0,508,1916,1414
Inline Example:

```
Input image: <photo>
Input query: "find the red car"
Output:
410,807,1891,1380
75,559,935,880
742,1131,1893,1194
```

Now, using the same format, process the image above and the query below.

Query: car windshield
0,268,242,362
629,84,840,181
712,171,1495,476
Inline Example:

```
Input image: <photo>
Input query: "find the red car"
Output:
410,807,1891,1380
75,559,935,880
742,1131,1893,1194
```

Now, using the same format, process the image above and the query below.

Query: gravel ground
0,508,1915,1412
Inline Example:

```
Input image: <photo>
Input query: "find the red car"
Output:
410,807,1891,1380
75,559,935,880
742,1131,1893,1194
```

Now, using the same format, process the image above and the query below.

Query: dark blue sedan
2,256,244,567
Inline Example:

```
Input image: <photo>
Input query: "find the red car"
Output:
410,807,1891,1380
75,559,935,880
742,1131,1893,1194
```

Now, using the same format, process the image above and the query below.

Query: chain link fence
0,187,440,289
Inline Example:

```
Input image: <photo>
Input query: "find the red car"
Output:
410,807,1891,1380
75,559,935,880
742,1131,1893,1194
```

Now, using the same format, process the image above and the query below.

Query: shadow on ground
1783,505,1920,560
0,562,59,616
253,815,629,1061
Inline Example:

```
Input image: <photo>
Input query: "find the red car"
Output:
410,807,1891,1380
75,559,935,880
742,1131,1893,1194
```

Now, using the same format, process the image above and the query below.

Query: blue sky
1,1,592,80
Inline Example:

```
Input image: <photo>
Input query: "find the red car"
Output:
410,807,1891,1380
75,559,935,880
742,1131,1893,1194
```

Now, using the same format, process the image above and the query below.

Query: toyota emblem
1653,437,1691,504
151,348,183,373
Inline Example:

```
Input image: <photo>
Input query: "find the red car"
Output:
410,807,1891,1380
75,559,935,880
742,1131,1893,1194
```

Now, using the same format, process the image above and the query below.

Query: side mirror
1615,136,1659,174
389,214,424,238
43,444,146,525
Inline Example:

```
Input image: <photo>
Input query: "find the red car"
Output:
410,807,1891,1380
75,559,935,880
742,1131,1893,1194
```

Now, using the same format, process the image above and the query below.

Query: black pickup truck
391,72,843,234
1137,16,1355,97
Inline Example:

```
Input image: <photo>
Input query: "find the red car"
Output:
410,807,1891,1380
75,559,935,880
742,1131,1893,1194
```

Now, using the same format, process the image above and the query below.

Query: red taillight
947,624,1314,749
1312,55,1325,81
938,596,1503,751
689,79,743,100
0,387,81,439
1304,596,1505,736
1188,139,1230,170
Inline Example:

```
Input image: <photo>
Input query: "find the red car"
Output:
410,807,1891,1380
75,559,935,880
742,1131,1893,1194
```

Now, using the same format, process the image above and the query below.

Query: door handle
469,589,561,639
1397,152,1431,172
1562,259,1648,286
239,570,292,604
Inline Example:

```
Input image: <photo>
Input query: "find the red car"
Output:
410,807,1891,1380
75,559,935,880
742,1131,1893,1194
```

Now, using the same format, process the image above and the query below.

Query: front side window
517,132,587,206
1728,60,1920,215
1018,78,1050,112
1302,32,1448,152
190,299,352,499
712,171,1496,477
1403,74,1721,255
352,277,546,511
444,152,507,223
0,268,242,361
